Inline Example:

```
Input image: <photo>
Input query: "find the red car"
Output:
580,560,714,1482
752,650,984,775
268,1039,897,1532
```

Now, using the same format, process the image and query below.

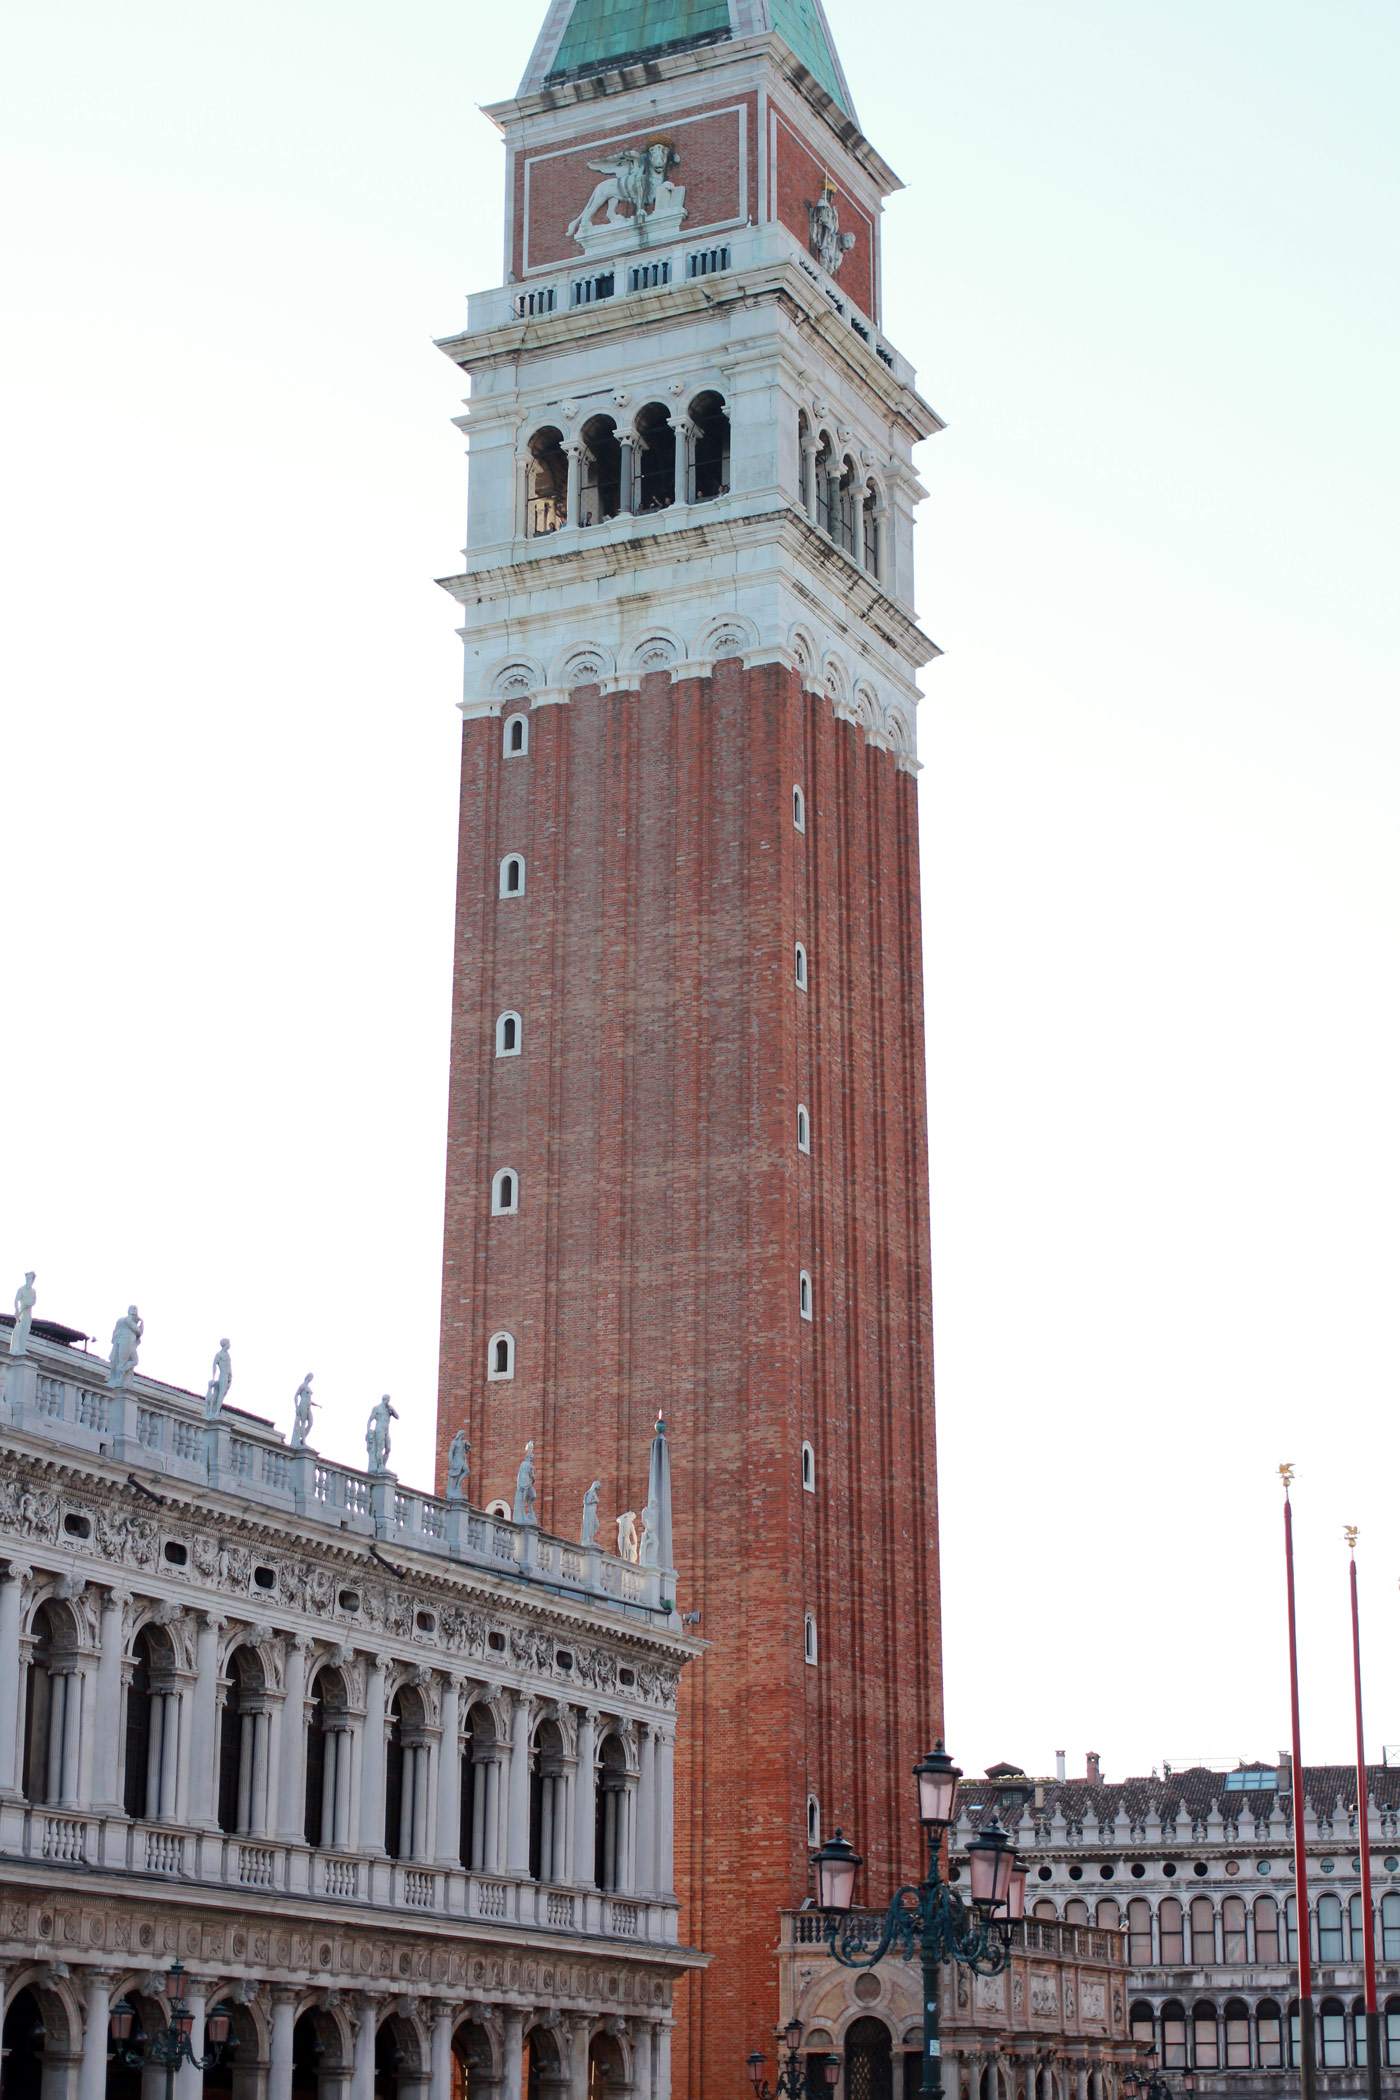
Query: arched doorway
846,2018,894,2100
2,1987,47,2100
524,2024,567,2100
291,2007,351,2100
450,2018,495,2100
588,2032,627,2100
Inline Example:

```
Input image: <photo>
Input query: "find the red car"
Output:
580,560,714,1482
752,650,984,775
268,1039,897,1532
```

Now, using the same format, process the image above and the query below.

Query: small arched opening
837,456,859,554
587,2031,628,2100
862,478,881,573
814,432,837,537
688,390,729,501
291,2008,349,2100
525,428,567,536
845,2015,894,2100
635,404,676,512
504,712,529,757
452,2018,496,2100
579,415,622,527
524,2023,568,2100
487,1332,515,1381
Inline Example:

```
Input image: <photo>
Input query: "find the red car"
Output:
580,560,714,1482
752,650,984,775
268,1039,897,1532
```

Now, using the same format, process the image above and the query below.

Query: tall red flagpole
1280,1465,1316,2100
1346,1525,1382,2100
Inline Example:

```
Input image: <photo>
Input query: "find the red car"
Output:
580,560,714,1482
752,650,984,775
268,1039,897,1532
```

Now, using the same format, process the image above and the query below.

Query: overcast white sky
3,0,1397,1791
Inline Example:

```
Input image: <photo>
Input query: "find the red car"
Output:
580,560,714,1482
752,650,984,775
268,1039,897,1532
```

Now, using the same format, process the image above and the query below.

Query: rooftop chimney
1086,1751,1102,1785
1056,1750,1066,1783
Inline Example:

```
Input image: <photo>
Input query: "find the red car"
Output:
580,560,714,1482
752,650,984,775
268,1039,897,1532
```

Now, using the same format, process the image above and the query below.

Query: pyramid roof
519,0,856,120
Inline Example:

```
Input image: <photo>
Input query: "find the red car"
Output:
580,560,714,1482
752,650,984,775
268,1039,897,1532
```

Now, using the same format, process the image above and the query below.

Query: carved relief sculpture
807,179,855,277
568,141,685,248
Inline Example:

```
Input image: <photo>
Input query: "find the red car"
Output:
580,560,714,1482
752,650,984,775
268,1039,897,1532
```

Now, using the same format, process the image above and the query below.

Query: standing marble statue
513,1441,537,1527
8,1273,36,1358
580,1480,601,1548
365,1394,398,1473
290,1374,316,1449
615,1510,638,1563
106,1305,143,1389
205,1338,232,1418
446,1428,470,1504
639,1498,660,1568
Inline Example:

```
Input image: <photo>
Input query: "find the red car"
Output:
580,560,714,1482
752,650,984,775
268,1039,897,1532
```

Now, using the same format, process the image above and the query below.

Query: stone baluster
358,1655,387,1854
268,1989,298,2100
0,1563,32,1795
574,1708,596,1886
435,1676,461,1867
505,1693,531,1874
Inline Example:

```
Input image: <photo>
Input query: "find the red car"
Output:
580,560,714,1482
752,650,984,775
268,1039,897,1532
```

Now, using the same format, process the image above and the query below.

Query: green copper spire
527,0,855,119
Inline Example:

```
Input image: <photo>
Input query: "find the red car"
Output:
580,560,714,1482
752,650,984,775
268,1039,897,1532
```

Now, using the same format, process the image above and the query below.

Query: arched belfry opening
687,390,729,501
634,403,676,511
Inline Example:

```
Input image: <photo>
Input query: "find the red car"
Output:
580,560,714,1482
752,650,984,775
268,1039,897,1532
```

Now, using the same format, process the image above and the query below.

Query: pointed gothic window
500,854,525,898
487,1332,515,1381
799,1270,813,1321
797,1104,811,1153
504,713,528,757
491,1169,518,1216
794,942,808,990
495,1011,521,1057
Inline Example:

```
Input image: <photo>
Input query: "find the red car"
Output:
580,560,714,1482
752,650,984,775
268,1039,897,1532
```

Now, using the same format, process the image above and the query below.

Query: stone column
672,419,695,506
505,1694,531,1875
656,2023,672,2100
428,2005,454,2100
182,1613,221,1827
435,1677,461,1867
0,1563,32,1794
91,1589,129,1809
278,1636,310,1839
58,1666,83,1806
563,446,583,531
78,1972,116,2100
566,2018,590,2100
873,506,888,584
351,1999,378,2100
801,437,821,521
173,1979,207,2100
619,435,638,515
941,2044,962,2100
655,1729,675,1897
268,1990,298,2100
632,2021,654,2100
500,2012,524,2100
635,1727,656,1895
159,1685,181,1821
358,1656,387,1854
573,1710,596,1886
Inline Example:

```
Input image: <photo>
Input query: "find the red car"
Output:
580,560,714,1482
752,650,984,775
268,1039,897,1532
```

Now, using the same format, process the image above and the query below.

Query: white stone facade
0,1317,700,2100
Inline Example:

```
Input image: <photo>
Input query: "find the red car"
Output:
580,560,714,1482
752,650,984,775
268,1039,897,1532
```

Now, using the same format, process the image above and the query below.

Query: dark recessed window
415,1610,435,1633
63,1513,91,1540
1163,1861,1178,1878
556,1651,573,1671
338,1589,360,1612
163,1540,188,1566
1038,1866,1053,1882
1069,1865,1084,1881
1100,1864,1116,1879
488,1630,505,1654
618,1667,635,1688
1193,1860,1209,1876
253,1565,276,1590
1131,1862,1147,1879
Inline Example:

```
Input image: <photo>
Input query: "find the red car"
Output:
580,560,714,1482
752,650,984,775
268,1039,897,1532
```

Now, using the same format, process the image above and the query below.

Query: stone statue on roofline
106,1305,143,1389
366,1394,398,1473
615,1509,638,1563
8,1273,36,1358
205,1338,232,1418
581,1479,601,1548
639,1498,660,1568
807,179,855,278
290,1373,315,1449
513,1440,537,1527
446,1428,471,1504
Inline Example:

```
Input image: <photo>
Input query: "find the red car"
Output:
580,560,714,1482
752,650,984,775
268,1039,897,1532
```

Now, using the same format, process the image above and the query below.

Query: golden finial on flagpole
1278,1462,1295,1491
1344,1524,1358,1550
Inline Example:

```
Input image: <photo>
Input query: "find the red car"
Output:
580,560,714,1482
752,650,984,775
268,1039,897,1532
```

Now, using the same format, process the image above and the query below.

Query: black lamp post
746,2020,840,2100
811,1746,1027,2100
109,1965,232,2100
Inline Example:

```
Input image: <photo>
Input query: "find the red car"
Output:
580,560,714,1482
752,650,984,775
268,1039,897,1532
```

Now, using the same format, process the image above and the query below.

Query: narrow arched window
803,1612,817,1665
792,785,806,832
794,942,808,990
504,713,529,757
495,1011,521,1057
499,854,525,898
806,1793,820,1844
487,1332,515,1381
798,1270,813,1321
801,1440,816,1493
797,1104,811,1153
491,1169,518,1216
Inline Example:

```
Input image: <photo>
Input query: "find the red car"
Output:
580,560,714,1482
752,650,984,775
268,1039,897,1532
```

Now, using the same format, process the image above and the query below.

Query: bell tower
435,2,944,2088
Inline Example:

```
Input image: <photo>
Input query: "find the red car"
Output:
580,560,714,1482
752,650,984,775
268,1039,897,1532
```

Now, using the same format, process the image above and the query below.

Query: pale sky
3,0,1397,1795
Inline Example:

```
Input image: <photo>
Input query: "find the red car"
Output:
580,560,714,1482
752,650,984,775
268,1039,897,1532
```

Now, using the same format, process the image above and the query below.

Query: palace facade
0,1308,700,2100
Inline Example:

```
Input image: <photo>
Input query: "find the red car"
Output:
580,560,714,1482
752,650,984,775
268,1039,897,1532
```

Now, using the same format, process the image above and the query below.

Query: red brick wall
771,112,876,316
513,96,757,276
435,661,940,2097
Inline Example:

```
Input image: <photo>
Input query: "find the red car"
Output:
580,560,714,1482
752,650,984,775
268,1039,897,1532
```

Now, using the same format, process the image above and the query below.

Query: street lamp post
811,1746,1031,2100
1122,2067,1192,2100
108,1964,232,2100
746,2019,841,2100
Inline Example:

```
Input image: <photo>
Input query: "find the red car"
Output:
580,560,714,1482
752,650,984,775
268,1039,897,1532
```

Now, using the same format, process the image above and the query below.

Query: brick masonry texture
513,97,758,275
772,112,875,315
435,659,942,2096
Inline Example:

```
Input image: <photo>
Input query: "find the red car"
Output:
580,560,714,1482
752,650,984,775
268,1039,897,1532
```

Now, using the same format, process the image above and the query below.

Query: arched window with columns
216,1642,273,1836
529,1714,569,1884
462,1700,502,1873
595,1729,632,1892
687,390,729,502
121,1618,181,1821
1256,1998,1284,2069
24,1597,85,1809
634,403,676,512
384,1678,435,1862
304,1663,354,1850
